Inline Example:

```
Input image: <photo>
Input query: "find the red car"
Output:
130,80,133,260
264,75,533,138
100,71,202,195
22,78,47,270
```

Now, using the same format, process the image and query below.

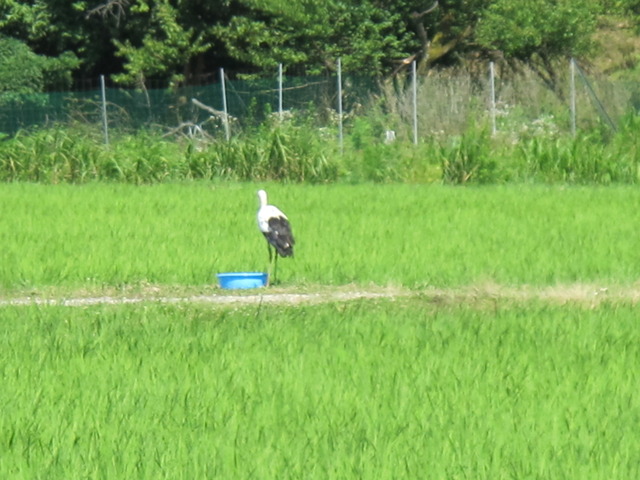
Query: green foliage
0,122,343,184
342,116,441,183
507,113,640,183
0,112,639,185
601,0,640,15
0,128,103,183
212,0,412,75
0,127,183,184
111,131,187,183
0,2,83,85
185,121,342,182
0,1,53,41
0,36,79,98
519,134,613,183
0,0,632,83
476,0,598,59
113,1,210,86
439,124,500,184
0,36,46,97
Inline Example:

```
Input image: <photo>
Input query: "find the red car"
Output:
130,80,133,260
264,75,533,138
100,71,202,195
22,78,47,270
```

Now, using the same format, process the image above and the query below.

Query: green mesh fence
0,68,637,138
0,74,380,136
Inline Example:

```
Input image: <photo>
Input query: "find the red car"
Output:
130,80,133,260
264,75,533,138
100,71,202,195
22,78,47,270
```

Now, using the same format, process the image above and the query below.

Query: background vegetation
0,108,638,185
1,1,639,186
1,0,639,90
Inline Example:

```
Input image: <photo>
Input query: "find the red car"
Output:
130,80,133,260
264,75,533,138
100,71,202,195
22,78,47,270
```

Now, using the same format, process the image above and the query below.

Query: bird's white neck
257,189,268,207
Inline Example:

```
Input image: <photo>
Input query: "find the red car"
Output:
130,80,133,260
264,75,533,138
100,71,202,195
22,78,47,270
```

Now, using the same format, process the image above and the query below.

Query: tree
110,1,210,86
0,36,46,99
475,0,598,92
0,0,110,83
400,0,491,73
0,35,79,95
211,0,413,76
211,0,507,76
0,0,615,87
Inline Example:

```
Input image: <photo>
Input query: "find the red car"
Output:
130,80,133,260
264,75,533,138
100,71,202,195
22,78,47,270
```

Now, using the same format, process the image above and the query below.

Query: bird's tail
276,244,294,257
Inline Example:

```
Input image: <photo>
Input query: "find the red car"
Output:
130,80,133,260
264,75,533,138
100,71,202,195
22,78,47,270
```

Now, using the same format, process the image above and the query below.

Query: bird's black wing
265,216,295,257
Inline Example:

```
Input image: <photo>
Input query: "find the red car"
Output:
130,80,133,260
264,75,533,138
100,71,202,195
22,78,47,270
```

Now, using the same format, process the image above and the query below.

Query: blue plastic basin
217,272,268,289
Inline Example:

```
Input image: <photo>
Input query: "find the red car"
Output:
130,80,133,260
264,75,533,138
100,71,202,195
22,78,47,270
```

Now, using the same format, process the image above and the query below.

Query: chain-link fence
1,61,638,141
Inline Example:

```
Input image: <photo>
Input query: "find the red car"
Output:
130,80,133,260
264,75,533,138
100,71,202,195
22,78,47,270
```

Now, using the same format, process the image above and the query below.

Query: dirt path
1,283,640,307
0,290,395,307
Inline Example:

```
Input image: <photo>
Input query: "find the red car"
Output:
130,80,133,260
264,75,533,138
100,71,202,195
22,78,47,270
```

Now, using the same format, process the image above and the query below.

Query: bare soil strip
0,291,393,307
1,283,640,308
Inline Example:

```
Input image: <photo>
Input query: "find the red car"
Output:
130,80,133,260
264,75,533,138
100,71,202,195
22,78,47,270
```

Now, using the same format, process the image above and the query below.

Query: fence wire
0,64,638,140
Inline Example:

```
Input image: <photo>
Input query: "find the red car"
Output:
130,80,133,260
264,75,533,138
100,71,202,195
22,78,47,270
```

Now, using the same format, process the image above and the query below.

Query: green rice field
2,301,640,478
1,183,640,478
0,182,639,292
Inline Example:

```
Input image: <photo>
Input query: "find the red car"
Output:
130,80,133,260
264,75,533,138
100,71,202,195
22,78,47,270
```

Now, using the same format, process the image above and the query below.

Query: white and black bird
256,189,294,284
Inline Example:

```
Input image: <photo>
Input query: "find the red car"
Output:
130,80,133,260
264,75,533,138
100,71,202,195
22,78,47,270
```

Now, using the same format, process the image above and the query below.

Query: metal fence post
100,75,109,146
220,68,230,141
489,62,496,136
278,63,283,122
337,58,343,153
570,58,576,136
412,60,418,145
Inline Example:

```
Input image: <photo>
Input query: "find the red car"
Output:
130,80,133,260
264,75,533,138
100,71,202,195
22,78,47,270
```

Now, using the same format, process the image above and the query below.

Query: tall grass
0,183,638,292
0,109,638,184
186,122,341,182
1,300,639,478
0,123,342,184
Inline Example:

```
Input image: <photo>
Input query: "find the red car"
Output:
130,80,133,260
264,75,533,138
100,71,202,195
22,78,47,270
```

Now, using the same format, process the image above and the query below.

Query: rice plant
0,183,639,294
1,300,639,478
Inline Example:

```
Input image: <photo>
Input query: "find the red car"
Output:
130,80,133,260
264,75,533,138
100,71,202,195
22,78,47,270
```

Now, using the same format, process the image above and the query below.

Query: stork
256,189,294,285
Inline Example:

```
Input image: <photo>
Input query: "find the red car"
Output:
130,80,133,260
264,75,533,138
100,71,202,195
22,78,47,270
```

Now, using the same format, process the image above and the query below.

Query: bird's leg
273,252,279,286
266,244,274,287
